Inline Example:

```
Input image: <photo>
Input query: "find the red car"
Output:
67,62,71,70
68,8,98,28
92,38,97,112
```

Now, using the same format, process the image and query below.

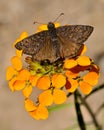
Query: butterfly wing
56,25,94,58
15,30,56,62
15,31,50,55
32,38,57,62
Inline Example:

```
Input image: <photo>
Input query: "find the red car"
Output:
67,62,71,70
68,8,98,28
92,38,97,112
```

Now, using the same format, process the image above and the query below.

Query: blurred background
0,0,104,130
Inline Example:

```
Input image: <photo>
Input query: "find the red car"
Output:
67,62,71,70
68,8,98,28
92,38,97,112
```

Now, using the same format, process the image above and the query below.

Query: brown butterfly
15,22,94,63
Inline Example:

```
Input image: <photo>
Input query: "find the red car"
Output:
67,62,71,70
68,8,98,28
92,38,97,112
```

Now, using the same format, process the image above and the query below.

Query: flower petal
79,45,87,55
24,98,37,112
65,70,78,79
79,81,92,94
64,59,77,69
22,85,32,98
38,90,53,106
29,111,40,120
17,69,30,81
36,76,50,90
66,78,78,92
36,104,49,120
52,74,66,88
53,89,67,104
11,56,22,71
13,80,26,90
8,77,17,92
76,56,91,66
15,49,22,57
83,71,99,86
6,66,17,80
29,75,41,86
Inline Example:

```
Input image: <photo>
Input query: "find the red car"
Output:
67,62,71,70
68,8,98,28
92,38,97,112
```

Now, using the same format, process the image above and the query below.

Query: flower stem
74,90,86,130
77,90,102,130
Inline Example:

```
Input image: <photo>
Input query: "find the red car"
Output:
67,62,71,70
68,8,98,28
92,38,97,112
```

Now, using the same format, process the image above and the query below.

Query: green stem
74,90,86,130
77,90,102,130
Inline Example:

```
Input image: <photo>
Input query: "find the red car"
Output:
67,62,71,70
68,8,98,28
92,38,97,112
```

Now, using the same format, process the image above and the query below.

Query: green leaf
48,103,73,113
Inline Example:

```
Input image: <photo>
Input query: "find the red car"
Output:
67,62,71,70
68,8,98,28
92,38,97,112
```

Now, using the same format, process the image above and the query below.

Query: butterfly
15,22,94,63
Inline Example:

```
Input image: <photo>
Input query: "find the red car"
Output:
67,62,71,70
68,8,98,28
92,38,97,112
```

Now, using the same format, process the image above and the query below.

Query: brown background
0,0,104,130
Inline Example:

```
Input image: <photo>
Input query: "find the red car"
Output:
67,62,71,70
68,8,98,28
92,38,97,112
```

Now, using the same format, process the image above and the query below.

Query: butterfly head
47,22,55,30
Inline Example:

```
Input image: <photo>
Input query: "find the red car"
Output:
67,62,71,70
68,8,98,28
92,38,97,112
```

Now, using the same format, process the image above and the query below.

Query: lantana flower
6,23,100,120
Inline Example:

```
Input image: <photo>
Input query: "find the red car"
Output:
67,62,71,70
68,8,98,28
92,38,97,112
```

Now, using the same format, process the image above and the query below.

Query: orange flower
25,98,37,111
76,56,91,66
13,80,26,90
17,69,30,81
79,45,87,55
38,90,53,106
29,104,49,120
52,74,66,88
53,89,67,104
64,59,77,69
65,70,78,79
83,71,99,86
22,85,33,98
66,78,78,93
79,81,92,94
6,66,17,81
6,22,100,120
29,75,41,86
36,76,50,90
11,56,22,71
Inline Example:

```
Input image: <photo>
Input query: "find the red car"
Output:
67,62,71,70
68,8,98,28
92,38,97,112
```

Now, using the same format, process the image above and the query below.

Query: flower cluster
6,23,100,120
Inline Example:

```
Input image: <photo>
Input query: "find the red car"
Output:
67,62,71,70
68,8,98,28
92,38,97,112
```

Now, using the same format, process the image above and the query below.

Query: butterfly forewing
15,30,49,55
56,25,94,44
15,23,94,62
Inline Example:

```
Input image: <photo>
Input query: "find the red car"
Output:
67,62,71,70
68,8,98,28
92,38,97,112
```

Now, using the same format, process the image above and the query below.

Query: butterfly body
15,22,94,62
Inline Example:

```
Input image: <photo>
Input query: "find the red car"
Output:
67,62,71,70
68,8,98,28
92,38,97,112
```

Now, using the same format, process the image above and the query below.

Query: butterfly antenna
33,21,45,25
53,13,64,22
